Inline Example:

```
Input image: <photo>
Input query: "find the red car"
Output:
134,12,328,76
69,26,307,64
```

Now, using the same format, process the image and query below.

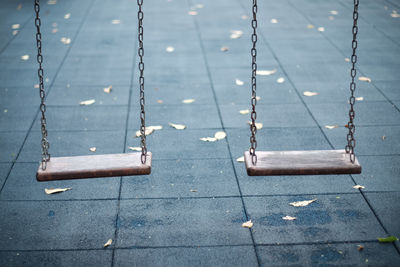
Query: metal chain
137,0,147,164
34,0,50,170
249,0,258,165
345,0,359,163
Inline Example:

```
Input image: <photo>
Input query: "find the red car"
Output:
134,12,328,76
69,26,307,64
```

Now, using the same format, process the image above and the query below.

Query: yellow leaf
325,125,338,129
307,24,314,29
21,55,29,61
64,13,71,19
220,46,229,52
236,156,244,162
45,188,71,195
242,220,253,228
317,27,325,32
256,69,277,76
200,137,217,142
270,18,278,24
166,46,175,52
282,216,297,221
303,91,319,97
89,147,96,152
11,24,20,30
356,96,364,101
182,98,195,104
353,185,365,189
135,128,154,137
169,123,186,130
289,199,317,207
103,239,112,248
235,79,244,86
128,146,142,151
80,99,95,105
277,77,285,83
111,19,120,24
103,85,112,93
239,109,249,115
214,131,227,140
188,10,198,15
359,76,371,83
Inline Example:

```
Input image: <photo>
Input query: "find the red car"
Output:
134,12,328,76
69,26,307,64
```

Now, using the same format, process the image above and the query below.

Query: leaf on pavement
169,123,186,130
289,199,317,207
45,188,71,195
353,185,365,189
378,236,398,243
256,69,277,76
242,220,253,228
128,146,142,151
104,85,112,93
182,98,195,104
235,79,244,86
135,128,154,137
200,137,217,142
80,99,95,105
236,156,244,162
214,131,226,140
282,216,296,221
359,76,371,83
103,239,112,248
325,125,338,129
239,109,249,115
303,91,319,96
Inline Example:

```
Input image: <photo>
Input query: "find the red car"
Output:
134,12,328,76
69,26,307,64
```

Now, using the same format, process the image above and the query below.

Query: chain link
137,0,147,164
345,0,359,163
35,0,50,170
249,0,258,165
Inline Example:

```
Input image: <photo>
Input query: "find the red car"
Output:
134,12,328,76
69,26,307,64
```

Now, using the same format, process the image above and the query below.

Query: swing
35,0,151,181
244,0,362,176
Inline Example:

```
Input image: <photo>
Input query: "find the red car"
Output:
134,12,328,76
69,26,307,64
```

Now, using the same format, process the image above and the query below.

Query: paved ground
0,0,399,266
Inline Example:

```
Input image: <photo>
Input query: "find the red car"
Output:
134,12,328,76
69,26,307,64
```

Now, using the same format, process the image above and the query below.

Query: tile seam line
0,0,96,195
187,0,262,265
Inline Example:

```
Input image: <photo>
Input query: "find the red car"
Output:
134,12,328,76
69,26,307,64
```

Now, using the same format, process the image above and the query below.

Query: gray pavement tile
0,87,41,108
256,242,400,266
0,131,26,162
281,64,350,84
359,63,400,82
323,126,400,156
226,127,332,160
395,101,400,110
0,200,118,250
0,105,37,131
114,246,258,267
46,84,130,106
233,161,356,196
62,54,133,70
0,163,120,200
244,194,386,244
220,103,317,128
121,159,240,199
31,106,128,131
18,130,126,162
308,101,400,127
55,67,132,86
0,68,55,88
0,163,12,189
352,156,400,192
0,250,112,267
374,81,400,101
116,198,252,247
365,192,400,239
128,104,222,130
126,129,230,160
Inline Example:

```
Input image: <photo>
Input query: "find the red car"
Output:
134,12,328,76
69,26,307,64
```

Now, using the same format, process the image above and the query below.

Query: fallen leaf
359,76,371,83
166,46,175,52
128,146,142,151
103,239,112,248
307,24,314,29
135,128,154,137
47,0,57,4
214,131,227,140
230,30,243,39
45,188,71,194
111,19,120,24
21,55,29,61
236,156,244,162
182,98,195,104
239,109,249,115
391,13,400,18
317,27,325,32
277,77,285,83
190,189,198,192
382,135,386,141
248,121,263,129
256,69,277,76
200,137,217,142
270,18,278,24
188,10,198,15
329,10,338,15
147,125,163,131
236,79,244,86
169,123,186,130
157,99,163,104
241,15,248,20
282,216,296,221
356,96,364,101
289,199,317,207
242,220,253,228
220,46,229,52
357,245,364,251
256,96,261,101
345,57,350,62
89,147,96,152
325,125,338,129
11,24,20,30
353,185,365,189
80,99,95,105
64,13,71,19
104,85,112,93
34,84,39,88
303,91,319,97
60,37,71,45
378,236,398,243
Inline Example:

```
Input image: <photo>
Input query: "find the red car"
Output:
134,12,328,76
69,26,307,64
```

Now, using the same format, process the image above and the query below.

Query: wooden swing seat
36,152,152,181
244,150,361,176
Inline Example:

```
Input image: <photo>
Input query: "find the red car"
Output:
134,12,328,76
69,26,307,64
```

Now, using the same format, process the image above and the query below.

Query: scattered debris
200,137,217,142
111,19,121,24
256,69,277,76
317,27,325,32
277,77,285,83
236,79,244,86
307,24,315,29
270,18,278,24
169,123,186,130
89,147,96,152
220,46,229,52
289,199,317,207
64,13,71,19
359,76,371,83
282,216,296,221
104,85,112,93
325,125,338,129
80,99,95,105
45,188,71,194
128,146,142,151
135,128,154,137
188,10,198,16
355,96,364,101
182,98,195,104
214,131,227,140
239,109,249,115
21,55,29,61
236,156,244,162
166,46,175,52
303,91,319,97
353,185,365,189
248,121,263,129
11,24,20,30
190,189,198,192
242,220,253,228
230,30,243,39
60,37,71,45
103,239,112,248
357,245,364,251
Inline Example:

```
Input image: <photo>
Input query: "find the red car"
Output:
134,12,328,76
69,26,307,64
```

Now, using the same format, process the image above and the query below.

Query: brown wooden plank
244,150,361,176
37,152,152,181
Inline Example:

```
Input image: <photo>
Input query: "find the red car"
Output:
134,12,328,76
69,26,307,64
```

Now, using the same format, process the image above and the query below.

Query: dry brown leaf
60,37,71,45
353,185,365,189
64,13,71,19
200,137,217,142
214,131,227,140
21,55,29,61
235,79,244,86
166,46,175,52
45,188,71,194
317,27,325,32
89,147,96,152
303,91,319,97
188,10,198,15
104,85,112,93
239,109,249,115
359,76,371,83
230,30,243,39
357,245,364,251
242,220,253,228
182,98,195,104
282,216,297,221
80,99,95,105
169,123,186,130
111,19,120,24
307,24,314,29
289,199,317,207
128,146,142,151
135,128,154,137
103,239,112,248
325,125,338,129
270,18,278,24
277,77,285,83
236,156,244,162
220,46,229,52
256,69,277,76
11,24,20,30
356,96,364,101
